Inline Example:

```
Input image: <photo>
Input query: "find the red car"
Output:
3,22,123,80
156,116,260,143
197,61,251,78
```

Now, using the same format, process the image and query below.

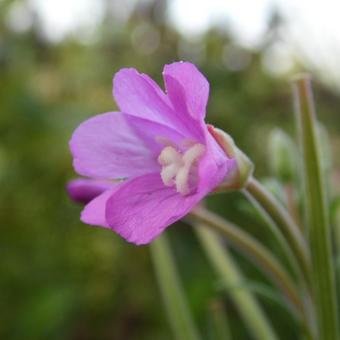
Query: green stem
335,202,340,263
196,225,279,340
208,300,233,340
242,187,305,285
245,177,311,285
190,208,303,318
283,184,303,230
293,75,339,340
150,235,201,340
335,203,340,287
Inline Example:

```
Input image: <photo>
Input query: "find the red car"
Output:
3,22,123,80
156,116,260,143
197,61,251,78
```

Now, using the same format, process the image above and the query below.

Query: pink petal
163,62,209,121
105,173,204,245
198,129,235,193
124,114,186,154
70,111,184,180
140,73,172,107
113,68,175,126
67,178,113,204
81,184,122,228
113,68,200,140
70,111,153,179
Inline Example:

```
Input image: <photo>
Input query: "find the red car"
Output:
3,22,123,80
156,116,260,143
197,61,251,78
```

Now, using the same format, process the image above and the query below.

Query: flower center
158,143,205,195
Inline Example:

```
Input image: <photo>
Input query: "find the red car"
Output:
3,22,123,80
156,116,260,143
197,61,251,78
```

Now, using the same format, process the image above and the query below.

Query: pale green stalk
208,300,233,340
245,177,311,286
242,188,305,284
244,179,315,336
150,235,201,340
190,208,303,317
336,205,340,262
293,74,339,340
336,205,340,288
196,225,278,340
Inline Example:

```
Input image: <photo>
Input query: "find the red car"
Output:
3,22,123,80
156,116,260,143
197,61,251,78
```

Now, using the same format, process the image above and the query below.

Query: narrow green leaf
150,234,201,340
196,226,278,340
293,74,339,340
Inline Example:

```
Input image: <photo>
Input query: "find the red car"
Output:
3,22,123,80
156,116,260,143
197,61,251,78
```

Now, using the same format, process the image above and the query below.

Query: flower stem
283,184,303,230
293,74,339,340
245,177,311,285
190,208,303,318
196,225,279,340
150,235,201,340
242,187,305,286
208,300,233,340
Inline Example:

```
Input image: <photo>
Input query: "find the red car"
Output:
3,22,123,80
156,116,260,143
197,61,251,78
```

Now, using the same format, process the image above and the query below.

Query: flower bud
208,125,254,190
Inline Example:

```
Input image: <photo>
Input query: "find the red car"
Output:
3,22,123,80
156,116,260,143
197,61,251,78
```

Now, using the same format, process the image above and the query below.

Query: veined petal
124,114,186,154
81,184,122,228
113,68,175,126
67,178,114,204
70,111,184,180
105,173,204,245
70,111,153,179
113,68,200,140
198,128,236,193
140,73,172,107
163,62,209,121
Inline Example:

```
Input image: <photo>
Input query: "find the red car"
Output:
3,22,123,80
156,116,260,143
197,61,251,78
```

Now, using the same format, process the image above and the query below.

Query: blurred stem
150,235,201,340
190,208,303,318
293,75,339,340
336,204,340,288
336,203,340,262
196,225,279,340
208,300,233,340
245,177,311,286
283,184,302,230
242,188,305,287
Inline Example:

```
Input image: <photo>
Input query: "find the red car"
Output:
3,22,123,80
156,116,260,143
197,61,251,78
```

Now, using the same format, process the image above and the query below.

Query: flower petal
70,111,153,179
81,184,122,228
113,68,201,140
124,114,186,154
70,111,184,180
67,178,113,204
163,62,209,121
113,68,175,126
196,127,236,195
140,73,172,107
105,173,203,245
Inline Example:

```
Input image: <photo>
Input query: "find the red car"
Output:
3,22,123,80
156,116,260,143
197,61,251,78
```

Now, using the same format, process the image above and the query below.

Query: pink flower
68,62,235,244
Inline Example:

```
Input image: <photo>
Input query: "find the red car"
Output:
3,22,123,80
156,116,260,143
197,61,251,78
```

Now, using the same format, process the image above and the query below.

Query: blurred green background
1,0,340,339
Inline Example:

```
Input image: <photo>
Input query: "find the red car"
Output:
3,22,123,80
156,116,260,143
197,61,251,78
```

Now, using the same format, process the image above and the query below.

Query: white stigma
158,143,205,195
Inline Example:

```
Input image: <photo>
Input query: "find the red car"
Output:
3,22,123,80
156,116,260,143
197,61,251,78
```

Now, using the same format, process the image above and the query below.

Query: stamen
182,144,206,165
161,163,181,186
175,165,191,195
158,146,181,165
158,142,206,195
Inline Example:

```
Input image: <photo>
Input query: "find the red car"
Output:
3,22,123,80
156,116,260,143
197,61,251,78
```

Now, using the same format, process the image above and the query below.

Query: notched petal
163,61,210,121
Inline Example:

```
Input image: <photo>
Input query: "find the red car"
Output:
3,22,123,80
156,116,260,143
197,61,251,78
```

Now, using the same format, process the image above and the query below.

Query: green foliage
1,0,340,339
